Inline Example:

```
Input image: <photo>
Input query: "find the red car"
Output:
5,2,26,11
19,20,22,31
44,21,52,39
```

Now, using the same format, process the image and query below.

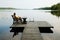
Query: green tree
51,3,60,10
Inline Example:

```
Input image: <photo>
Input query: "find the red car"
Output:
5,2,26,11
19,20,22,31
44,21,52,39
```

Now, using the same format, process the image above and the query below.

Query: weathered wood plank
10,21,54,40
21,22,43,40
10,24,27,28
37,21,53,28
10,21,53,28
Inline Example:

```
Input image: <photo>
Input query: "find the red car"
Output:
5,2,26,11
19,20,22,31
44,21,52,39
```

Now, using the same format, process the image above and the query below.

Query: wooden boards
10,21,54,40
10,21,53,28
21,22,43,40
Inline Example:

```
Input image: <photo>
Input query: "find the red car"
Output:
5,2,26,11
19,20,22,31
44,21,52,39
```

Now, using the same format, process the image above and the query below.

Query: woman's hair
14,12,16,15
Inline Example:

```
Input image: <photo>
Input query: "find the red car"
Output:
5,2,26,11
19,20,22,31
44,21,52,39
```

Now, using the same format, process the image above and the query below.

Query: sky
0,0,60,9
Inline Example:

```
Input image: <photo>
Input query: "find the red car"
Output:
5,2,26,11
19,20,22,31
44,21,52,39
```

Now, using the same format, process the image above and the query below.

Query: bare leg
19,18,22,23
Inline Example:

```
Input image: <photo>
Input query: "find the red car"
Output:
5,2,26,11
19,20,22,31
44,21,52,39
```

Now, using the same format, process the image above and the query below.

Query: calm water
0,10,60,40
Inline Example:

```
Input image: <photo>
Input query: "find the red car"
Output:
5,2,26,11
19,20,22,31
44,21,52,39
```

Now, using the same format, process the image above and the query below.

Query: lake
0,10,60,40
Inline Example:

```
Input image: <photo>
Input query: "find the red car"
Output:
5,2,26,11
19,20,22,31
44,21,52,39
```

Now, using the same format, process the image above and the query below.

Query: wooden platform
10,21,54,40
10,21,53,28
21,22,43,40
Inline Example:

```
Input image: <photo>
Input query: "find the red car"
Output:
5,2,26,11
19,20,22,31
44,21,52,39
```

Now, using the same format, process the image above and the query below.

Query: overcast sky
0,0,60,9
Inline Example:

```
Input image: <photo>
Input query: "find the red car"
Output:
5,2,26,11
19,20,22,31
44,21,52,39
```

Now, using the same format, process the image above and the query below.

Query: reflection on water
10,27,24,37
51,10,60,17
0,10,60,40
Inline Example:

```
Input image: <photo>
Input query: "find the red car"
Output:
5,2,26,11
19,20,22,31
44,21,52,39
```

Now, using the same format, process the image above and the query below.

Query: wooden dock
10,21,53,40
10,21,53,28
21,22,43,40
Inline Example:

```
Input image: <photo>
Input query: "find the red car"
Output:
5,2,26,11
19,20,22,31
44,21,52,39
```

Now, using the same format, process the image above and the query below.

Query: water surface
0,10,60,40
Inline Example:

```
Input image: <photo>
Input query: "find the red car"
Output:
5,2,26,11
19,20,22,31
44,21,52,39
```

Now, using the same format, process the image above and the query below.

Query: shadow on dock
10,27,53,37
10,21,54,38
39,27,53,33
10,27,24,37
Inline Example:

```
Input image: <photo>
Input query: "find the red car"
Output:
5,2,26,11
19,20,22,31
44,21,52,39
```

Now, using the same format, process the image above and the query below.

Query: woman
11,12,22,23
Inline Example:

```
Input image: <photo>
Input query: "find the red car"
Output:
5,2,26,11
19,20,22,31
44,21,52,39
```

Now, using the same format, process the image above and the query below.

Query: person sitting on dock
11,12,22,23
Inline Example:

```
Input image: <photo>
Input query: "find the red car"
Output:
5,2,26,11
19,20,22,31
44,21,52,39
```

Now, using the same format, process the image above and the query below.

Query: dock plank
10,21,54,40
37,21,53,28
21,22,43,40
10,21,53,28
10,24,27,28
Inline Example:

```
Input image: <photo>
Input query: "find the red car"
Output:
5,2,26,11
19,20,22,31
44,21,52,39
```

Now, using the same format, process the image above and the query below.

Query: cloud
0,0,60,9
